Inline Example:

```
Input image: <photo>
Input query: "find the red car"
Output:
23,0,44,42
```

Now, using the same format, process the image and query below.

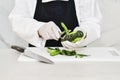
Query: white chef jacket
9,0,102,47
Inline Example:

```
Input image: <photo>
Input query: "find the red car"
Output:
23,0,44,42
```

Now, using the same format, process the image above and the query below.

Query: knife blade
24,50,54,64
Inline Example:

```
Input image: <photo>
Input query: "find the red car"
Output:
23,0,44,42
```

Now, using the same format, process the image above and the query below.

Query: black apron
29,0,79,47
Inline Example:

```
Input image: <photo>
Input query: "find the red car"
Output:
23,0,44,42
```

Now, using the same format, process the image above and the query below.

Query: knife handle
11,45,25,53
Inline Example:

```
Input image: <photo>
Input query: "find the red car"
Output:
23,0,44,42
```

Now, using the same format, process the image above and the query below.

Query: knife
0,34,54,64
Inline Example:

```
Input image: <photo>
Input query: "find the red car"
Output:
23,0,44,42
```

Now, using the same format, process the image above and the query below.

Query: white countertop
1,48,120,80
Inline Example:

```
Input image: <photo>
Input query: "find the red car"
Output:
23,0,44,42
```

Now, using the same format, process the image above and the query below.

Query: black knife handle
11,45,25,53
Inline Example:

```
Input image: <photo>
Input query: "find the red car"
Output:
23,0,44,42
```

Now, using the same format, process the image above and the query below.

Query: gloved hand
38,21,62,40
61,27,87,49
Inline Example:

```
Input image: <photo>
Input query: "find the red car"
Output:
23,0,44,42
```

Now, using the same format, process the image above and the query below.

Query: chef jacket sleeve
74,0,102,46
9,0,46,47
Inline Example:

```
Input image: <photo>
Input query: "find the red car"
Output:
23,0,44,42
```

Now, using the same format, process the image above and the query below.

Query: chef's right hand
38,21,62,40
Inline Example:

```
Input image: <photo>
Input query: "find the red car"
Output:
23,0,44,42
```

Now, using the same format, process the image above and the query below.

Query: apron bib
32,0,79,47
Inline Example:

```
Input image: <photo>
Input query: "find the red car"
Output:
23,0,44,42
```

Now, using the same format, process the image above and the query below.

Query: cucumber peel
47,47,89,58
47,47,61,56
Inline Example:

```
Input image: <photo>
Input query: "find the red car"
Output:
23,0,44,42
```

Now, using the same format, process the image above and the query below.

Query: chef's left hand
61,27,87,49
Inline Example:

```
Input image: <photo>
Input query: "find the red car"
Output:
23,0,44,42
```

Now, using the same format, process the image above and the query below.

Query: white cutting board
18,47,120,62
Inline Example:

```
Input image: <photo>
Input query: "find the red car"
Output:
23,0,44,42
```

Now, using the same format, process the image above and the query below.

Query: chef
9,0,102,49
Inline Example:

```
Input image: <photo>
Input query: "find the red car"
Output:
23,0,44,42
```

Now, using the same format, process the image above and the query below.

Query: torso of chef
32,0,79,47
9,0,102,48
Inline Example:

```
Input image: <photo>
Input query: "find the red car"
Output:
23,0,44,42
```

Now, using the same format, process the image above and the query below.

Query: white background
0,0,120,48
